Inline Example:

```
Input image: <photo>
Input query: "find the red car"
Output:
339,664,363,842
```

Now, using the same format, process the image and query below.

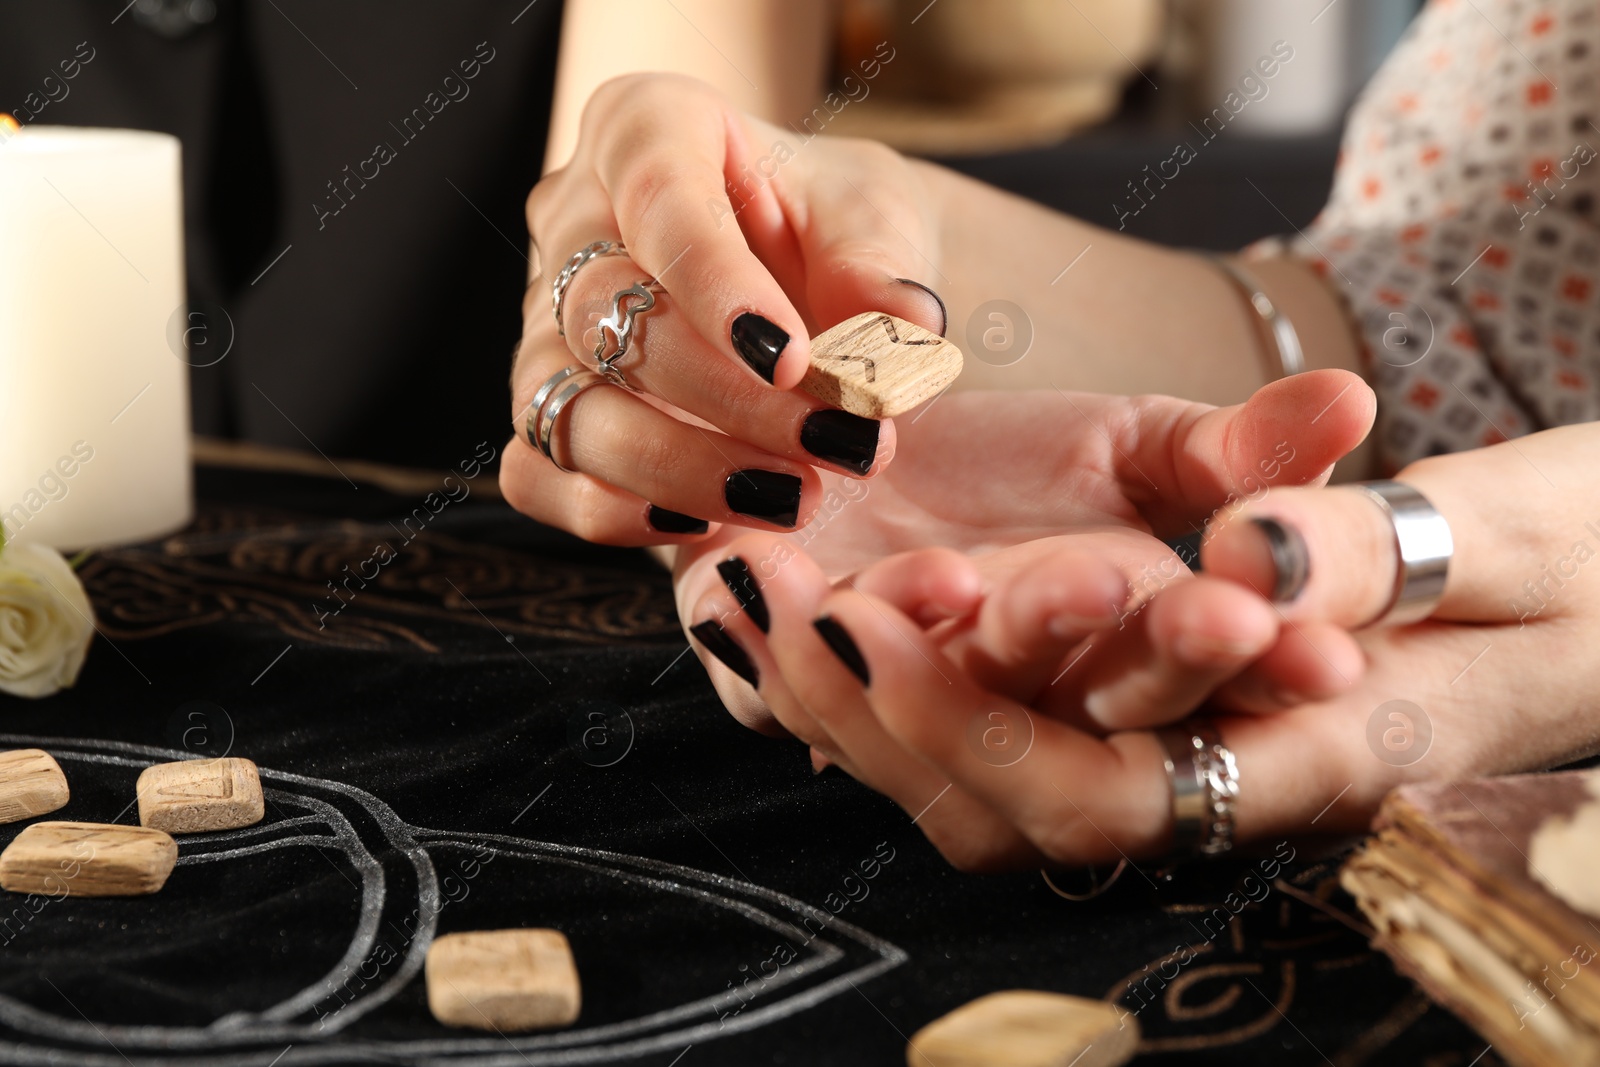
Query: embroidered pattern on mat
77,507,681,651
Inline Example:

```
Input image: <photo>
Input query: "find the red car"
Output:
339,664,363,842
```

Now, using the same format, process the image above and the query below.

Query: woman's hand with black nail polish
731,313,789,384
664,371,1375,734
502,74,964,548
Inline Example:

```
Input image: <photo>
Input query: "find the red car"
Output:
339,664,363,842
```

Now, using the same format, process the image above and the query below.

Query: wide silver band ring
1158,722,1239,858
591,281,664,391
526,366,608,474
552,240,626,337
1353,480,1453,626
525,365,584,442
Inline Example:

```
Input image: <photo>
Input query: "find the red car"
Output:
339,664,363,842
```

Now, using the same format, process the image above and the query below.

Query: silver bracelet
1211,256,1305,379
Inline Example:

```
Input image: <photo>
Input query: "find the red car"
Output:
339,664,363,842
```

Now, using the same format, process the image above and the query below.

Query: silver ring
524,366,585,451
1353,480,1453,626
1158,723,1239,858
534,369,608,473
591,281,664,391
552,240,626,337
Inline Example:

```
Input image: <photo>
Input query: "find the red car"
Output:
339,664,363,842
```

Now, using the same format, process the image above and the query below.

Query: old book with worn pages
1342,770,1600,1067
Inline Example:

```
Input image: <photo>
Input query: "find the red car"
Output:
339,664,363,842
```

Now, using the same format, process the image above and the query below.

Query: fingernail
648,505,709,534
1235,671,1304,709
725,469,802,528
1252,517,1311,603
1047,612,1114,640
895,278,948,336
801,409,881,475
716,556,769,633
731,312,789,383
811,748,835,775
813,615,870,686
1171,633,1259,667
1167,531,1204,572
689,620,759,688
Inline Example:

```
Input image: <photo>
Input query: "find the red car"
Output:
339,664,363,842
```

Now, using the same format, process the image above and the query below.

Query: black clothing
1,1,563,466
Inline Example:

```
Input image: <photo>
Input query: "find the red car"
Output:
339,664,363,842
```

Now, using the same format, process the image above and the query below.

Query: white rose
0,542,96,699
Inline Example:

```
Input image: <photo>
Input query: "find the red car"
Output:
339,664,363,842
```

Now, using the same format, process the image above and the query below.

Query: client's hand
502,73,948,541
727,422,1600,871
1198,420,1600,833
674,370,1375,734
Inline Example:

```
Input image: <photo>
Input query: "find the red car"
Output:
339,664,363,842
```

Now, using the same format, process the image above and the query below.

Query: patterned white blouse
1265,0,1600,473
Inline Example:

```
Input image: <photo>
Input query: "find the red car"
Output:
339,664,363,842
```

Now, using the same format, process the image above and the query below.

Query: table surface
0,451,1497,1067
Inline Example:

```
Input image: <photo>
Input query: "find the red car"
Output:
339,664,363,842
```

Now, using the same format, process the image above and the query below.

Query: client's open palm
740,422,1600,872
672,370,1376,732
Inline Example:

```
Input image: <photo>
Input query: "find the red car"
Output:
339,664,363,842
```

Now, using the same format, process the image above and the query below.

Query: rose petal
0,543,95,699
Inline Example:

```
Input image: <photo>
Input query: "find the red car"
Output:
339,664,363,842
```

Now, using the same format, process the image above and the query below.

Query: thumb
788,150,948,338
1201,425,1591,626
1125,369,1377,537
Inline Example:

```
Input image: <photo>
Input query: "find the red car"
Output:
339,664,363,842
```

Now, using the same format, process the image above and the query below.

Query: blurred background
0,0,1425,467
833,0,1424,249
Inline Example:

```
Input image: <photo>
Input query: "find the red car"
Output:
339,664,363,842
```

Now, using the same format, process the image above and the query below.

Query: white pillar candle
0,122,193,551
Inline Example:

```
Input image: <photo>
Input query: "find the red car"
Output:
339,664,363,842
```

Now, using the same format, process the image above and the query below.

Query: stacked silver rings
1159,723,1240,857
526,365,607,473
530,239,674,470
549,240,668,392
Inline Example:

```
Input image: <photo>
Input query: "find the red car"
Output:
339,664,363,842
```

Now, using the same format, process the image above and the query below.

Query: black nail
716,557,769,633
800,410,881,475
731,312,789,383
895,278,948,336
648,505,709,535
725,469,802,528
1252,517,1311,603
1166,531,1204,572
689,620,760,688
813,616,870,686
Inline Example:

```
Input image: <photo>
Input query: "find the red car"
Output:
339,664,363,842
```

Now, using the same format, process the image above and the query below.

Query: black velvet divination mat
0,459,1499,1067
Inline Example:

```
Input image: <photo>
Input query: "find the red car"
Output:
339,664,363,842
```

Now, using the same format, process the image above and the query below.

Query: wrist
1232,255,1375,480
1230,256,1365,380
1208,257,1304,381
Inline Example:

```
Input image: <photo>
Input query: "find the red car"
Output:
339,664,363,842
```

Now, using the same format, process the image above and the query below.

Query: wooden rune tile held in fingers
801,312,964,419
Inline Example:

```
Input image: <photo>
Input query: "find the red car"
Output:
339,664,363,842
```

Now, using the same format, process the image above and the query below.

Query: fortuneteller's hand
501,73,949,542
